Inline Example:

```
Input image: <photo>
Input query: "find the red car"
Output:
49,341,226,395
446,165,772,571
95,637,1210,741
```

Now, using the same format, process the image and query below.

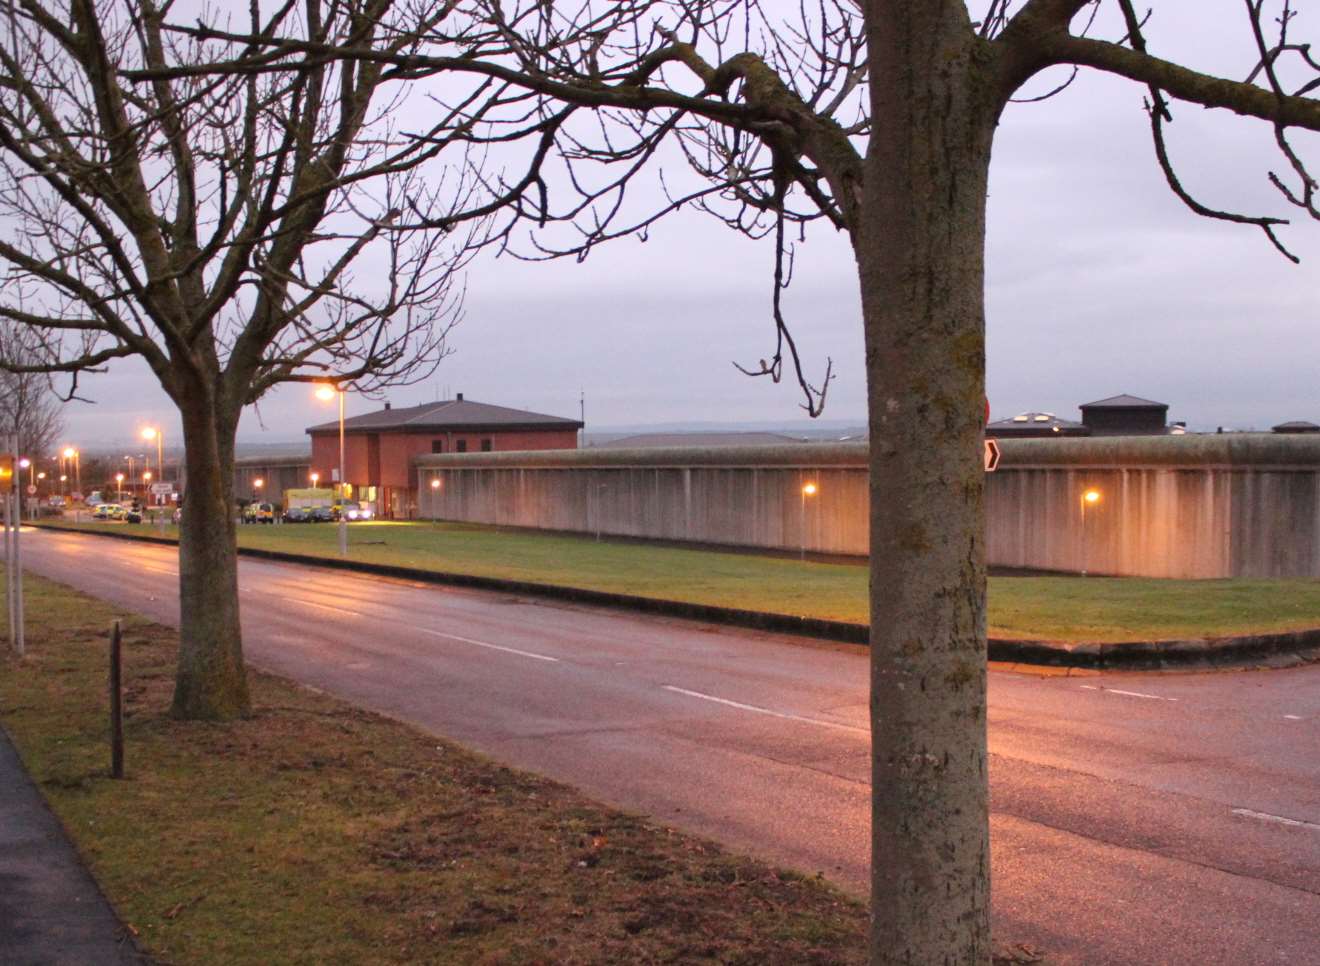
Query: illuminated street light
310,472,320,486
315,383,348,557
430,477,441,525
1080,487,1102,576
800,480,819,561
115,472,125,502
142,427,164,492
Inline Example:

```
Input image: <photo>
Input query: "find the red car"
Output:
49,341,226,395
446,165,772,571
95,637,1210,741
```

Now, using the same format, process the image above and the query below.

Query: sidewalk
0,726,145,965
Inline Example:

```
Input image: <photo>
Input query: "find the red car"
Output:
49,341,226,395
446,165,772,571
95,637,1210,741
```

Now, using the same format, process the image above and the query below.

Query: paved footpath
0,727,145,965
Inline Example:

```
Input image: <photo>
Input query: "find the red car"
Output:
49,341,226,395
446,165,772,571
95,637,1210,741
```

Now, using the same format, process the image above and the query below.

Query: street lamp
62,447,80,496
800,480,818,561
430,477,440,525
1080,487,1102,577
142,428,163,499
315,383,348,557
115,472,124,502
310,472,320,486
253,477,264,500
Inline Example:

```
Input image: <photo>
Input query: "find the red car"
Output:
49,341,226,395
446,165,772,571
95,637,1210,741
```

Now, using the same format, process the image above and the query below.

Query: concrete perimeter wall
415,435,1320,578
987,434,1320,578
416,444,872,555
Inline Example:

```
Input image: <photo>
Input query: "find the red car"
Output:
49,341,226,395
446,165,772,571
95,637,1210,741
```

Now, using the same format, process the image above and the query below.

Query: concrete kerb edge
30,522,1320,669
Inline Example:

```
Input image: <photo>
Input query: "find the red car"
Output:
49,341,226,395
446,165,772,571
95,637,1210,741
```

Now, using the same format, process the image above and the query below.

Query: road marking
1079,685,1177,702
292,598,363,618
1232,808,1320,832
661,685,866,734
418,628,559,663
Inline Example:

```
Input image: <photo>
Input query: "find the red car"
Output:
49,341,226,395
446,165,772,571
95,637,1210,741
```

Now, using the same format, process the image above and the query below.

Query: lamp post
429,477,440,525
315,384,348,557
1080,487,1101,576
253,477,264,501
800,480,818,561
19,459,30,520
62,447,79,497
115,472,124,503
142,427,163,484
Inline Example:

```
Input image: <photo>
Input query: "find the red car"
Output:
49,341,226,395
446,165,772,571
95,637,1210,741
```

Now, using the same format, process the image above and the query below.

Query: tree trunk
170,392,250,719
860,5,1000,963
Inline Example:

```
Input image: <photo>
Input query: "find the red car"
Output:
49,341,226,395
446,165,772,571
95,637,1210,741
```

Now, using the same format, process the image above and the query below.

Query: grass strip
38,518,1320,642
0,570,870,965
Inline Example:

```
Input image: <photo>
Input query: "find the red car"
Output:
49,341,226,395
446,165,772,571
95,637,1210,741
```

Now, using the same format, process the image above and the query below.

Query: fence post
109,620,124,779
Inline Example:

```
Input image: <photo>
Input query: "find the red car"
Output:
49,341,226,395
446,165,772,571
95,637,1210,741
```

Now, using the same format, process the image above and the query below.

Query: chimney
456,392,463,402
384,402,391,410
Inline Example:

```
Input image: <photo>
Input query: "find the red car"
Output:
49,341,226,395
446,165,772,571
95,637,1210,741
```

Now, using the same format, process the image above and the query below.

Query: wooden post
109,620,123,779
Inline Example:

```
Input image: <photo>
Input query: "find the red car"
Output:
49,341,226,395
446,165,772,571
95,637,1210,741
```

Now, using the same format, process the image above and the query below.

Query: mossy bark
170,391,249,720
860,5,999,962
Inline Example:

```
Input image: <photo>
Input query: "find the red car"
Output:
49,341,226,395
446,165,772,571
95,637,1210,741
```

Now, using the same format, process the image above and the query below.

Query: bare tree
0,0,472,718
0,325,64,465
89,0,1320,959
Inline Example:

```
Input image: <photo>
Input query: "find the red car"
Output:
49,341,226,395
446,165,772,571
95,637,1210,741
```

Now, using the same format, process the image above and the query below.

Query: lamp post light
800,480,818,561
62,447,80,496
1080,487,1102,576
115,473,125,503
315,383,348,557
142,427,163,484
429,477,441,525
253,477,264,500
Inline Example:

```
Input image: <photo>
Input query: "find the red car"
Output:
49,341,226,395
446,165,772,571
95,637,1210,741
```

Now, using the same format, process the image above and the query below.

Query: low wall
415,435,1320,578
416,444,871,555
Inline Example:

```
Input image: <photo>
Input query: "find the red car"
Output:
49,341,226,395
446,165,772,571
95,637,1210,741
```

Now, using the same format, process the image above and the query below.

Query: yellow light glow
36,472,45,480
315,385,337,402
430,479,441,489
1083,489,1101,504
115,473,124,482
63,447,76,459
253,478,264,488
141,427,157,441
143,472,152,482
310,473,320,484
802,482,818,496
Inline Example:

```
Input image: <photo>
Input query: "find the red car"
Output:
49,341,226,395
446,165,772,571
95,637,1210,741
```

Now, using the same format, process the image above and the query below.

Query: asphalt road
20,528,1320,965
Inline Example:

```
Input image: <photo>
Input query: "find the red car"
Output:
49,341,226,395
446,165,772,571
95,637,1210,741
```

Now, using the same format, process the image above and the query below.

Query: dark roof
598,431,806,449
307,397,582,435
1272,420,1320,433
1079,394,1168,410
986,412,1090,438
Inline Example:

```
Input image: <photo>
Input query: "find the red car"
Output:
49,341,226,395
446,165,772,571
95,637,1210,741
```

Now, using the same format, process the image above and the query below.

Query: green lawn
42,518,1320,642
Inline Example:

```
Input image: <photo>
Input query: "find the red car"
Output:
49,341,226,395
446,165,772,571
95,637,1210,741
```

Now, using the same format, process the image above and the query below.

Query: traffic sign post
983,439,1001,473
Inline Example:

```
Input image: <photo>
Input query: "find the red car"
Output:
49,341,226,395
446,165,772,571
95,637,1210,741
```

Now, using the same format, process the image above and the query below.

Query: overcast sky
53,2,1320,451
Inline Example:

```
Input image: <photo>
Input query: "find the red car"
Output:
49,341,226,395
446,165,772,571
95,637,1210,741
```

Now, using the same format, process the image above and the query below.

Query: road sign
150,482,173,496
25,484,36,495
983,439,1001,472
0,454,12,493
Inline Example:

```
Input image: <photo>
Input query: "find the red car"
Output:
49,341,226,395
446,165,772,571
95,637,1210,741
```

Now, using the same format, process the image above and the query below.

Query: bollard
109,620,124,779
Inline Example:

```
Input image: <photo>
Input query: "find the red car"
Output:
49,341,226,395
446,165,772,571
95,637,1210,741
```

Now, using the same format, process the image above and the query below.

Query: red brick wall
313,428,579,490
309,433,372,486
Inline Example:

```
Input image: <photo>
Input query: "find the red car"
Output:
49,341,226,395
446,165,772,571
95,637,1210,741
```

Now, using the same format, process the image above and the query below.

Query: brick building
306,394,582,517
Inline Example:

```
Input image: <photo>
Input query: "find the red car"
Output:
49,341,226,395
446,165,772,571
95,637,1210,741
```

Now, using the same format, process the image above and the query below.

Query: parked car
334,503,374,522
125,509,143,524
47,495,66,508
308,505,336,523
282,506,310,523
242,502,275,524
93,503,125,520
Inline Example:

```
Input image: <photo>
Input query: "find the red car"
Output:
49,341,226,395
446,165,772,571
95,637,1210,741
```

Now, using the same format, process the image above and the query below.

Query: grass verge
0,570,870,964
40,517,1320,643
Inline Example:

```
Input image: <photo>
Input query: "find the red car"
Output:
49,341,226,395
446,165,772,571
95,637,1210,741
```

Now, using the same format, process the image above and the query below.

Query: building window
456,439,467,453
481,438,493,452
431,439,445,454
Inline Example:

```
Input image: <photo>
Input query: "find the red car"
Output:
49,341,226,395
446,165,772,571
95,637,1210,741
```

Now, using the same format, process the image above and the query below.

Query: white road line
418,628,559,663
1232,808,1320,833
661,685,867,734
292,598,363,618
1079,685,1177,702
1284,715,1303,721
